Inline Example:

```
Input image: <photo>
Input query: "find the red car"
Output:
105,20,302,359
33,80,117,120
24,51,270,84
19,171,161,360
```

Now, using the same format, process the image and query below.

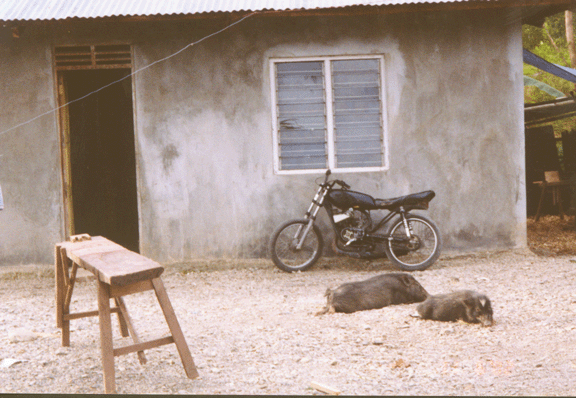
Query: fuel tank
326,189,378,210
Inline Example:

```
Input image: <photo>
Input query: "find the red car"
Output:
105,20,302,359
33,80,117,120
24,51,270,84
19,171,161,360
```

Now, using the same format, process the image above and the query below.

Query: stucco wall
0,8,526,265
0,27,63,264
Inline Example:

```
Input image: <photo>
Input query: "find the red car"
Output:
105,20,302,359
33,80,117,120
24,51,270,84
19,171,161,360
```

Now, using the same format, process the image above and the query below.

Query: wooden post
567,11,576,70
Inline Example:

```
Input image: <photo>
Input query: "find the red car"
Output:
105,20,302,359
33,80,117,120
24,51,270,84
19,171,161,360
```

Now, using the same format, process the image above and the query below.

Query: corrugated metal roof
0,0,486,22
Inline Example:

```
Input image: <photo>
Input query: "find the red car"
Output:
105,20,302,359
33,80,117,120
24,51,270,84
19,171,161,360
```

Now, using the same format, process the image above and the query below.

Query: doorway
58,69,140,252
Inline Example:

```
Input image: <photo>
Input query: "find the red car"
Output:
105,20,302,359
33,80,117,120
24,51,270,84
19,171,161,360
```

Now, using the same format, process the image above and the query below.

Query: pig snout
478,313,494,327
407,279,429,302
471,294,494,327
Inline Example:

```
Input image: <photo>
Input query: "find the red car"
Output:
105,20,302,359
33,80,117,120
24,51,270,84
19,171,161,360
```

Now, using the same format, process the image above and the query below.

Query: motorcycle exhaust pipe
331,239,380,259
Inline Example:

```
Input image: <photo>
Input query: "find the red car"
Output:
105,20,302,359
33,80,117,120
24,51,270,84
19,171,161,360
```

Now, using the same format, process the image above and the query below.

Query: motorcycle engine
335,209,372,245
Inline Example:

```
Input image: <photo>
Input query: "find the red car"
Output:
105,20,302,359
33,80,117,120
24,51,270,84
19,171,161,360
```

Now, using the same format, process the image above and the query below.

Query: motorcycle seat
374,190,435,210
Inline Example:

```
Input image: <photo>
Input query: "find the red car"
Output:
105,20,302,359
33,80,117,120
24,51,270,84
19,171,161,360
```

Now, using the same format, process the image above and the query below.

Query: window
271,55,388,174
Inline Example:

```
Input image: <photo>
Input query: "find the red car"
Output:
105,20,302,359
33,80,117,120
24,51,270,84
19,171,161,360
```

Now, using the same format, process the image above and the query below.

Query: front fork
294,185,328,250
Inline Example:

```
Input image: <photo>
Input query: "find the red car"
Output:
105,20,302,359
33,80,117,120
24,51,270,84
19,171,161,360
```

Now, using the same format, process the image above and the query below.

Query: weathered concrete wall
0,27,63,264
0,8,526,265
133,9,526,262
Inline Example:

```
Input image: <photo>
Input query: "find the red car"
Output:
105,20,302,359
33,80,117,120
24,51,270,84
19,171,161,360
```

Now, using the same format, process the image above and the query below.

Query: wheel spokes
390,219,436,266
276,224,318,266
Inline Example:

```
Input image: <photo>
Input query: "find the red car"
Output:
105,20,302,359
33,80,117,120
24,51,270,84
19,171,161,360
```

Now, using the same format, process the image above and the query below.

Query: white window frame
270,55,389,175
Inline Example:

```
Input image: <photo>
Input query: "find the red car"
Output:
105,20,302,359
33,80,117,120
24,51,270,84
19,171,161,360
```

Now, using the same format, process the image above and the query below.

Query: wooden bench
55,234,199,394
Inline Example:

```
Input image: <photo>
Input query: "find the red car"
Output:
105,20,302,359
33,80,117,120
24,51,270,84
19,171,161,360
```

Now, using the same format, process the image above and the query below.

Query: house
0,0,570,265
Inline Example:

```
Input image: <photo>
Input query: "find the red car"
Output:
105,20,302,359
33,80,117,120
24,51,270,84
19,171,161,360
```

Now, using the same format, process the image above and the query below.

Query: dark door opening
60,69,139,252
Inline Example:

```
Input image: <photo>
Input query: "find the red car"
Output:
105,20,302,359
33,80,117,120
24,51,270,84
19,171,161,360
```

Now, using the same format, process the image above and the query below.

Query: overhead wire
0,11,259,137
0,4,559,138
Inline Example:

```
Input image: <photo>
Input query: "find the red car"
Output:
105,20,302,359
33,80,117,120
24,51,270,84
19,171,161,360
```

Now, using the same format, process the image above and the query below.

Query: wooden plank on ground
310,381,341,395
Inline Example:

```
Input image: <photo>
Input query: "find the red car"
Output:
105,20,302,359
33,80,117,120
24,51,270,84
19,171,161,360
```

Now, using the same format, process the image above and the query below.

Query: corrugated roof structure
0,0,487,22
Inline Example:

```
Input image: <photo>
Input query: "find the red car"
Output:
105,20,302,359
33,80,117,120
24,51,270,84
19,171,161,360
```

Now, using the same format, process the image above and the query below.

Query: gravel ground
1,249,576,395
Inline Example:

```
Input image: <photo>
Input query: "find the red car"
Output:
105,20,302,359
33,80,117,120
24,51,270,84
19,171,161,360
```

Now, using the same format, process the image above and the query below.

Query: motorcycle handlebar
335,179,350,189
324,169,331,183
320,170,349,190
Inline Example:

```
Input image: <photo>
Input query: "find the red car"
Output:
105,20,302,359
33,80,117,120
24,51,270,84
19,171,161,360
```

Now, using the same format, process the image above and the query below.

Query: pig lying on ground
416,290,494,326
316,272,429,315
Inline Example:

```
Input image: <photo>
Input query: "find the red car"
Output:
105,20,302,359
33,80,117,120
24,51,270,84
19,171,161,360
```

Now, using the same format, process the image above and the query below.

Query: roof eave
2,0,575,25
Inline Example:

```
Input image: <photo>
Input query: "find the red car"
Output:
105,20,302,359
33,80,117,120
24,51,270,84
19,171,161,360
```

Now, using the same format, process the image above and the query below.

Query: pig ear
400,275,412,286
463,297,475,309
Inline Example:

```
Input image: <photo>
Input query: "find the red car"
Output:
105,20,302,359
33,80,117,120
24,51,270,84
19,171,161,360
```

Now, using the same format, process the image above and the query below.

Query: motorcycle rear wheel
269,219,324,273
384,214,441,271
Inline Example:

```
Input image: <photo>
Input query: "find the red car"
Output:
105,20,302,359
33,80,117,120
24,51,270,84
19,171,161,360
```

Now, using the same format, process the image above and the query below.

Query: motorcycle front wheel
269,219,324,273
384,214,442,271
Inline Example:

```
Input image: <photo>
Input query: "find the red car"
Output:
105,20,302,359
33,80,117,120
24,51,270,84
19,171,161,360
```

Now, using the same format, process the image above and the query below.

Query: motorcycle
269,170,442,272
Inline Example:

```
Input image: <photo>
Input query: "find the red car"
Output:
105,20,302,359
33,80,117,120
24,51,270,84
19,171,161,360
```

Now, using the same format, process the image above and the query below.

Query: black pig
416,290,494,326
316,272,429,315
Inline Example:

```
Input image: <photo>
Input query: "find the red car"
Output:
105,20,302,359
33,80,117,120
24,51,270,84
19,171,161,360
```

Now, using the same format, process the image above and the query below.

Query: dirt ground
1,215,576,395
527,214,576,256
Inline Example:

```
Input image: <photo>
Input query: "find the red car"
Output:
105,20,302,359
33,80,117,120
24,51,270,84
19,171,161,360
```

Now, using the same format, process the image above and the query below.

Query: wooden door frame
57,72,75,239
54,44,134,240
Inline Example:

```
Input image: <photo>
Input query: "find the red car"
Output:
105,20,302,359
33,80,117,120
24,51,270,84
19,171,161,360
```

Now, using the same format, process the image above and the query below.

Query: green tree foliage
523,12,576,134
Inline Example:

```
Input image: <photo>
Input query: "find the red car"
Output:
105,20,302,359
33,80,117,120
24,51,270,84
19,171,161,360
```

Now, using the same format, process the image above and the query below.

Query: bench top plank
57,236,164,286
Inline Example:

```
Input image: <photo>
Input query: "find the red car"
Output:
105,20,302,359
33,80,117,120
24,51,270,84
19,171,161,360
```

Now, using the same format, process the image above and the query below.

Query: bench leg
55,246,68,345
114,298,130,338
535,184,547,222
98,281,116,394
115,297,147,365
55,245,64,329
62,262,79,346
151,278,199,379
55,246,72,346
556,188,566,220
